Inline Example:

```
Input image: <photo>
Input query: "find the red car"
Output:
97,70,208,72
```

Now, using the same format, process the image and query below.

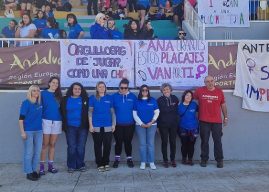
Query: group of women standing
19,77,199,181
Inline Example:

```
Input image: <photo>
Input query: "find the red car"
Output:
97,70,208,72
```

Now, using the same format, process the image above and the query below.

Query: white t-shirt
19,23,37,47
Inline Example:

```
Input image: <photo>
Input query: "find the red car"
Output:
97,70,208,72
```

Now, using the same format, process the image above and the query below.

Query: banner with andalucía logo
208,44,237,89
234,41,269,112
0,42,60,86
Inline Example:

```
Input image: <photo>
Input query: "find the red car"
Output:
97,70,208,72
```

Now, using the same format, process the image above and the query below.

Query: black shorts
21,0,33,4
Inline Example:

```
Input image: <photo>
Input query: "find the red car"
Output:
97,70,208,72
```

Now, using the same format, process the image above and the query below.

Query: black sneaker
113,160,120,168
127,159,134,168
32,171,40,179
217,161,224,168
200,160,207,167
26,173,38,181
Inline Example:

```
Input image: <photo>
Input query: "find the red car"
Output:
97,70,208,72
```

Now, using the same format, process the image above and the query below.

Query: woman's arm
27,29,37,38
88,107,94,132
78,31,84,39
18,120,27,140
133,110,146,127
111,108,116,132
15,27,21,38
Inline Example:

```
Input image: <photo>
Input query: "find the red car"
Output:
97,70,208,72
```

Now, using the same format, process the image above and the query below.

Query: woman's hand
89,126,94,133
21,132,27,140
141,124,148,128
112,126,116,133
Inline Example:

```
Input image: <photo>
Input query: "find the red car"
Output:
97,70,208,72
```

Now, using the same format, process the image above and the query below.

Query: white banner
60,40,135,87
198,0,249,27
135,40,208,87
234,41,269,112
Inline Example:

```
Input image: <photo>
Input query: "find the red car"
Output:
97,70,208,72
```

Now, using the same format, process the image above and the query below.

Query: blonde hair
95,81,107,99
27,85,41,104
95,13,105,23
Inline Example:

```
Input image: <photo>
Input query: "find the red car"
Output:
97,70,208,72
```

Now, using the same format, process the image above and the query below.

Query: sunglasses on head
120,87,128,90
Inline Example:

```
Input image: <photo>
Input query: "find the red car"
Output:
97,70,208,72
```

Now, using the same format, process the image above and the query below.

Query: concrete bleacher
0,17,178,39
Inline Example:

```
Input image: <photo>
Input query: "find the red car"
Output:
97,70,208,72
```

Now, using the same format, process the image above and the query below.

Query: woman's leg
76,128,88,169
23,131,34,174
32,131,43,172
65,127,78,169
40,134,50,173
180,135,188,163
92,131,103,167
48,134,59,172
135,125,147,163
102,131,113,166
146,125,157,163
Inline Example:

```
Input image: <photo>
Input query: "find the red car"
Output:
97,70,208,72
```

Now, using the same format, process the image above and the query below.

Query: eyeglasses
179,32,186,36
120,87,128,90
142,89,148,92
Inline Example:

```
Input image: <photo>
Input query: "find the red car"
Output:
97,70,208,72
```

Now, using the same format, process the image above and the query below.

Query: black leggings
180,135,196,160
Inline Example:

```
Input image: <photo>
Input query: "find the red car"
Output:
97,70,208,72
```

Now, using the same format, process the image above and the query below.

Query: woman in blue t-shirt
41,17,60,39
33,10,47,37
178,90,199,166
19,85,43,181
39,77,62,175
133,84,160,170
66,13,84,39
60,82,89,173
89,81,115,172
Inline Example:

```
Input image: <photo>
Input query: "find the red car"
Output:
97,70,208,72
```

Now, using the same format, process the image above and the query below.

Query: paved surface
1,161,269,192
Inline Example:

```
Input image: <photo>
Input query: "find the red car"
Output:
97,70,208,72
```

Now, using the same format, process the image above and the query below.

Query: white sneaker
150,163,156,170
140,162,146,170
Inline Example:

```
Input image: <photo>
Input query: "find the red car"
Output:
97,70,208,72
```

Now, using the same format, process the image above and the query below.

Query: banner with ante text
208,44,237,89
0,42,60,86
135,40,208,88
198,0,249,27
60,40,134,87
234,41,269,112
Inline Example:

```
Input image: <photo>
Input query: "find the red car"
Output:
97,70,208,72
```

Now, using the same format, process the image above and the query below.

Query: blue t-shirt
113,92,137,125
66,97,82,127
137,0,150,7
1,26,15,38
20,99,43,131
33,19,47,30
109,29,123,39
68,23,83,39
178,101,198,130
134,97,158,124
41,90,61,121
41,28,60,39
89,95,113,127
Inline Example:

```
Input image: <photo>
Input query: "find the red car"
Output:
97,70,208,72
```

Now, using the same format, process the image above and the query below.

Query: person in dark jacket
90,13,110,39
140,20,154,40
157,83,179,168
123,19,140,39
60,82,89,173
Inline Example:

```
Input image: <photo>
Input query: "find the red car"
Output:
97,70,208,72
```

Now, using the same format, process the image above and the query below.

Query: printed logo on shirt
189,109,196,113
202,94,219,103
147,103,154,106
104,100,111,103
127,99,133,102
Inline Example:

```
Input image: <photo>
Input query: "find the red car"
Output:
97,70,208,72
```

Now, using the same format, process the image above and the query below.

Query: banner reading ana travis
208,44,237,89
234,41,269,112
135,40,208,88
198,0,249,27
0,42,60,86
60,39,135,87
